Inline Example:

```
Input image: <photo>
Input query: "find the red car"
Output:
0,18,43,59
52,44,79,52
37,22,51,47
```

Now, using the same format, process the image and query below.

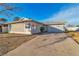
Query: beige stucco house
0,18,48,35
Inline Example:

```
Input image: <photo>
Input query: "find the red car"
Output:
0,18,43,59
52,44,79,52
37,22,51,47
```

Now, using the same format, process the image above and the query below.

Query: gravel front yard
0,33,36,55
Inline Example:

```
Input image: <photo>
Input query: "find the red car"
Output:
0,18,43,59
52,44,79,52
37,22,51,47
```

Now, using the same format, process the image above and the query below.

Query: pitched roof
0,18,47,26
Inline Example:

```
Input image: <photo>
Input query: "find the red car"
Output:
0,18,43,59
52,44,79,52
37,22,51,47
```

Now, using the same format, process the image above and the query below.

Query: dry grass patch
67,32,79,43
0,33,36,55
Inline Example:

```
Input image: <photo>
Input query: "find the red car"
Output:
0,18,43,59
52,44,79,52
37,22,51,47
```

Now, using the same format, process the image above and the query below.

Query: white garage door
48,25,65,33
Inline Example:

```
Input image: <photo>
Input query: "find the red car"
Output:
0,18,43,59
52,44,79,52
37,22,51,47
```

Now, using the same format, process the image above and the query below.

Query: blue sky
0,3,79,25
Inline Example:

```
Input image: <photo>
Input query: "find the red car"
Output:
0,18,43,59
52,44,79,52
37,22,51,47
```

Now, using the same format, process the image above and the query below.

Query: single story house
0,18,68,35
0,18,48,35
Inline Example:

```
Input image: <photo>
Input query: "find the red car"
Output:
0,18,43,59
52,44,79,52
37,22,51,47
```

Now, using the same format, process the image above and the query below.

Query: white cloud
44,5,79,25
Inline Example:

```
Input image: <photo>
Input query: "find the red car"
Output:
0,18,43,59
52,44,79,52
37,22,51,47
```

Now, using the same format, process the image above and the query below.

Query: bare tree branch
0,3,21,22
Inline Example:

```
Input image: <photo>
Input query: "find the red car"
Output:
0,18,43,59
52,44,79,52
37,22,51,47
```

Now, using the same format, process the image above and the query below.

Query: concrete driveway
4,33,79,56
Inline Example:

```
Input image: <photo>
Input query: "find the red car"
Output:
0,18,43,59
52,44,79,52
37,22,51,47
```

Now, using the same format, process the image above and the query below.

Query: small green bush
40,27,45,32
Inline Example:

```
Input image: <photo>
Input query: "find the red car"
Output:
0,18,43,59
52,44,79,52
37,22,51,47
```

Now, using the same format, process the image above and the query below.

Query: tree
13,17,20,21
0,18,7,21
40,27,45,32
0,18,7,24
0,3,21,18
0,3,21,23
76,25,79,27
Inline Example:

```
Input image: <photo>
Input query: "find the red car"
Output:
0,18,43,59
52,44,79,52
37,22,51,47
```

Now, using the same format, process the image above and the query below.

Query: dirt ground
0,33,36,55
4,33,79,56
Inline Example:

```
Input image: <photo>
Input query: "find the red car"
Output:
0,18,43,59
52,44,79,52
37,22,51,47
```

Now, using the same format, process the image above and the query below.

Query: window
25,22,31,28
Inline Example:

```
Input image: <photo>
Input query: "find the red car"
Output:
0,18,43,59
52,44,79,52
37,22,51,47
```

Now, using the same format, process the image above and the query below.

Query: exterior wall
8,21,47,35
31,24,41,34
1,21,48,35
25,21,48,34
9,22,32,35
47,25,65,33
25,22,42,34
43,25,48,32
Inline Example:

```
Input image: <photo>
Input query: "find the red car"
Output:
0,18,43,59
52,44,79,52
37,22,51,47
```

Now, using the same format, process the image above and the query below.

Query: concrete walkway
4,33,79,56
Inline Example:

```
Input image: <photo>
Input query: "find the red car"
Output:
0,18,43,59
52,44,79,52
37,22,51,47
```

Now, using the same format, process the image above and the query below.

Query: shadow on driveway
35,34,70,48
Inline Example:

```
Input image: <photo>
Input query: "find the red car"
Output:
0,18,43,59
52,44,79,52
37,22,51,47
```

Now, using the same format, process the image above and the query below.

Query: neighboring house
65,27,79,32
0,18,48,35
46,22,65,33
64,24,79,31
